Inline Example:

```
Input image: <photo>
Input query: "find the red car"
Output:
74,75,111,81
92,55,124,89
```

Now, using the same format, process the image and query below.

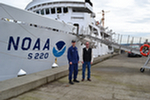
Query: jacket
67,46,79,64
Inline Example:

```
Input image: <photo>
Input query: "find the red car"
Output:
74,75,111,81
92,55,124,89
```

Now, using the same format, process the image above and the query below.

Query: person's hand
91,62,93,64
82,61,84,64
78,61,80,64
70,62,72,65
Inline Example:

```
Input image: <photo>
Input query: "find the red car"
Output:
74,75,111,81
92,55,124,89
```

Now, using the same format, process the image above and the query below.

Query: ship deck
9,54,150,100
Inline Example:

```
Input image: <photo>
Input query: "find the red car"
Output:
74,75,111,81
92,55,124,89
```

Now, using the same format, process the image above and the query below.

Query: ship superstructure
26,0,98,36
26,0,113,54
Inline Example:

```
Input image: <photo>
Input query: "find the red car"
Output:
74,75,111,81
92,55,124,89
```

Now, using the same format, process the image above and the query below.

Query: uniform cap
72,40,76,43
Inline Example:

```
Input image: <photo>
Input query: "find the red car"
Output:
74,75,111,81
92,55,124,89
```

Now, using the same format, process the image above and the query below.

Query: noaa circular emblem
53,41,66,57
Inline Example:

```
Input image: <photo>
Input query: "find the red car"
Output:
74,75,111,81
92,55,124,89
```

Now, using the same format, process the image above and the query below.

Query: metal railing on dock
76,33,150,55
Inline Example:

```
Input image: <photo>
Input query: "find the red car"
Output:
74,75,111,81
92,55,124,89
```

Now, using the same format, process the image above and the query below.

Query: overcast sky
0,0,150,39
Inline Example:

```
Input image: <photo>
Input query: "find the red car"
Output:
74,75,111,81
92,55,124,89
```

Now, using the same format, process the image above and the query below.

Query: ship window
42,3,47,6
46,8,50,15
37,5,41,7
74,24,79,35
57,7,62,13
51,8,55,14
63,7,68,13
48,3,52,5
36,10,40,14
73,9,77,12
41,9,44,15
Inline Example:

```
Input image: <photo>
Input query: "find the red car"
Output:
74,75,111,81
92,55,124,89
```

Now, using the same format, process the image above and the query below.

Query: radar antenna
98,10,110,27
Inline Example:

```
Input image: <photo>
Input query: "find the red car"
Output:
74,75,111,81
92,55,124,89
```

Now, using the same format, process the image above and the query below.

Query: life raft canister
140,44,150,56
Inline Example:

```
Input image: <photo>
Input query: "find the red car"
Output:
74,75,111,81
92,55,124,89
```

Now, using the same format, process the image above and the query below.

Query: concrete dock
0,54,117,100
8,54,150,100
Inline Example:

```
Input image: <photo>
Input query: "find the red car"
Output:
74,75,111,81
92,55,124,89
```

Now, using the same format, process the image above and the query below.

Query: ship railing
75,33,149,55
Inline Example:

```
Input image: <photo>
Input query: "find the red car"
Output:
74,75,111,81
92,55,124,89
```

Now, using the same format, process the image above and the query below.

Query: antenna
98,10,110,27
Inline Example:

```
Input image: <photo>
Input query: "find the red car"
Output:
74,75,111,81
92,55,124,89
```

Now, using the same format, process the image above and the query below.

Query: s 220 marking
28,53,49,59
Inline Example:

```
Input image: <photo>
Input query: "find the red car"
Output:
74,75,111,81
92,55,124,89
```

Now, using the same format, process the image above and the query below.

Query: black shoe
73,80,80,83
69,81,74,85
87,79,91,81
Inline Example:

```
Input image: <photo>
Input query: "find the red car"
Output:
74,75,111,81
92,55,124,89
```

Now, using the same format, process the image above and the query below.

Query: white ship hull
0,3,110,81
0,20,83,81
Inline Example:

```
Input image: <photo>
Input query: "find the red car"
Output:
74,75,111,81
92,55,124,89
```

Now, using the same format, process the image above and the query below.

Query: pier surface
10,54,150,100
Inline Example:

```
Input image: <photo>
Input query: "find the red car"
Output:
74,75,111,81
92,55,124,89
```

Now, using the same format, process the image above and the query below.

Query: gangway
74,32,150,73
75,34,142,55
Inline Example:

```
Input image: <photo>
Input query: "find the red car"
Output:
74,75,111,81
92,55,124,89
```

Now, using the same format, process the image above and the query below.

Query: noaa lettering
33,38,40,50
7,36,50,51
21,37,32,50
43,39,50,50
8,36,20,50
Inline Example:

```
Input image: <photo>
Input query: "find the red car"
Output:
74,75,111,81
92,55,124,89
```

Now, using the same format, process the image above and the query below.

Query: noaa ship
0,0,113,81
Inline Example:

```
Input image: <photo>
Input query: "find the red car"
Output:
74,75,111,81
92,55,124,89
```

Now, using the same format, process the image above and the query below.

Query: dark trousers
69,63,78,81
82,62,91,79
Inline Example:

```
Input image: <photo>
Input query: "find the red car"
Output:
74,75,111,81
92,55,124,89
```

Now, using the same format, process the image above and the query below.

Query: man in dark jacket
67,40,80,85
82,42,93,81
